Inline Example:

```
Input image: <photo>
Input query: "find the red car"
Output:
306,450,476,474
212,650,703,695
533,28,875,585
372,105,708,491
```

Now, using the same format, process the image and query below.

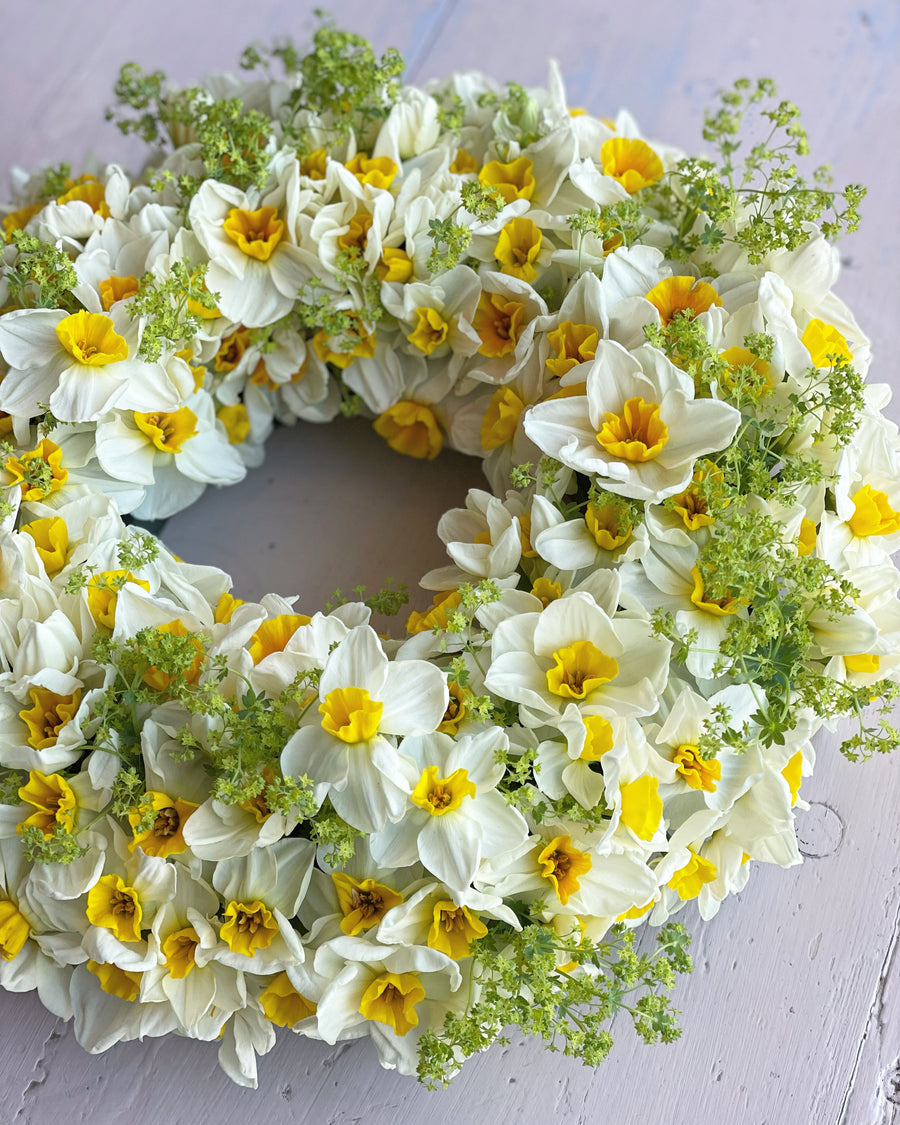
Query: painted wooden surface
2,1,900,1122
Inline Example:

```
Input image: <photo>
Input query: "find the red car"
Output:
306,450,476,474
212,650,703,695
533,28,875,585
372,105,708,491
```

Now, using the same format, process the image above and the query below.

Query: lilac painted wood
2,1,900,1122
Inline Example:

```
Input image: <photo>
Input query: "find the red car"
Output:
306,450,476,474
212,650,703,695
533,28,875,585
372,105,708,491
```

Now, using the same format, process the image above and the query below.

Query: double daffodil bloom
281,625,448,833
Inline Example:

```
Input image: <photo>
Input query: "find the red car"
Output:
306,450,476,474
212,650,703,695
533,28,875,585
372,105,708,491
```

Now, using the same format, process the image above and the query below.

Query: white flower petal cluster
0,26,896,1094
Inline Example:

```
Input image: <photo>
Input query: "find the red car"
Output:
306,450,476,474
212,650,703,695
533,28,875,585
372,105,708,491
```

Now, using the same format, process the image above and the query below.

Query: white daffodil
367,727,529,892
380,263,482,376
95,390,246,520
420,487,529,589
0,836,76,1019
188,173,312,327
298,837,427,945
280,625,448,833
531,491,648,572
524,341,741,501
69,959,179,1054
208,839,315,974
534,705,656,817
376,880,519,958
140,866,244,1033
621,537,751,681
0,305,193,424
310,935,464,1075
477,827,658,920
0,666,101,773
485,590,671,725
71,219,169,314
648,685,763,822
80,823,176,973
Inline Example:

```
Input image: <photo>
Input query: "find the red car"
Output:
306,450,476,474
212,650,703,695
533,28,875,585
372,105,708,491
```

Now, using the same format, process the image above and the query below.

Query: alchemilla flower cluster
0,21,894,1088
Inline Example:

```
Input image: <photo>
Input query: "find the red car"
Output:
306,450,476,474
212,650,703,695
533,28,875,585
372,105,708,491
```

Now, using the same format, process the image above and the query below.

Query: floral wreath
0,21,895,1090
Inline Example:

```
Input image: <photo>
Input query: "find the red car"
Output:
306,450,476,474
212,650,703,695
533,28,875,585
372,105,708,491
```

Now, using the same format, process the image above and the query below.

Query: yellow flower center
537,835,592,904
797,517,817,557
129,792,198,858
494,217,542,282
18,769,77,835
585,502,632,550
56,179,109,217
473,291,526,358
673,744,721,792
596,397,668,462
530,576,563,609
689,566,741,616
21,516,69,576
438,680,468,734
19,687,82,750
86,960,142,1002
478,156,536,203
427,900,487,959
260,972,317,1026
332,873,403,936
546,321,598,378
56,310,128,366
600,138,664,193
406,589,461,635
86,874,143,942
3,202,43,240
319,686,383,744
801,318,853,367
134,406,198,453
358,971,425,1036
719,346,772,396
376,246,414,283
0,900,31,962
312,315,377,369
217,403,251,445
580,715,615,761
373,400,443,460
546,640,619,700
344,153,399,190
645,277,721,325
87,570,150,630
845,653,879,674
4,439,67,501
619,776,663,840
214,327,251,372
407,307,450,354
668,849,718,900
214,591,244,624
782,750,803,806
299,149,327,179
222,206,284,261
162,925,200,978
410,765,476,816
221,899,279,957
450,148,478,174
247,613,311,664
337,212,373,254
480,386,526,450
98,274,139,311
847,485,900,537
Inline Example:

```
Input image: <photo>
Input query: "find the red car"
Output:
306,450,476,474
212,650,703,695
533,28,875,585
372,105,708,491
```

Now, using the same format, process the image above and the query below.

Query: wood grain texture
2,2,899,1122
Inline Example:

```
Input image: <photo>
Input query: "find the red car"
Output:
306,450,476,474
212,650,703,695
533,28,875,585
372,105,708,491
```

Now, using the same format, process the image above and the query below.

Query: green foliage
130,260,218,361
657,78,865,263
20,823,86,865
3,231,79,311
417,922,691,1087
308,799,364,865
427,217,472,274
